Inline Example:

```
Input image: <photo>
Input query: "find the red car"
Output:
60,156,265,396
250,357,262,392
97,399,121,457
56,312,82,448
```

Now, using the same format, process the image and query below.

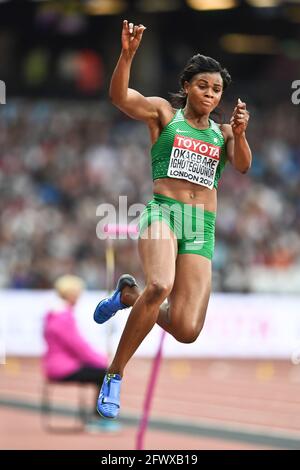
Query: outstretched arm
222,98,252,174
109,20,168,123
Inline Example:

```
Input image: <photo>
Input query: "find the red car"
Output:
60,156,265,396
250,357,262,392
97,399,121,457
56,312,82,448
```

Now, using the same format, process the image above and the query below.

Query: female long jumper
94,20,252,419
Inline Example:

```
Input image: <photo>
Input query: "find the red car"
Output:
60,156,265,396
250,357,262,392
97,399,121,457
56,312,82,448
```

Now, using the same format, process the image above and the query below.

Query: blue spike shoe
97,373,122,419
93,274,138,324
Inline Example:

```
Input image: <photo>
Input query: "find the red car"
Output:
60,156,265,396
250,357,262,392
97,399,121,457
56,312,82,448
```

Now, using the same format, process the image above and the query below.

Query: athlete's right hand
121,20,146,57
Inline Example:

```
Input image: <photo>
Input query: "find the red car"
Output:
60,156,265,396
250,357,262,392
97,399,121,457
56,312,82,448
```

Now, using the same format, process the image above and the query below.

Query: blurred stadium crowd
0,96,299,293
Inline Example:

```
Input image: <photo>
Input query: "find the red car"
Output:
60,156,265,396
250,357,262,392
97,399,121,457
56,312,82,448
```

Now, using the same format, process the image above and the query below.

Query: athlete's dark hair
170,54,231,109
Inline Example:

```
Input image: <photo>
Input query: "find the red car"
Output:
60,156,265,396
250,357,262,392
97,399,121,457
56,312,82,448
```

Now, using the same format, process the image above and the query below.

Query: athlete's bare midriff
153,177,217,213
149,104,220,213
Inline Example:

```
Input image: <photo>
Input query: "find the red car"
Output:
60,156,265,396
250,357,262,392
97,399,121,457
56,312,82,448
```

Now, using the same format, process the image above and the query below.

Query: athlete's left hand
230,99,250,136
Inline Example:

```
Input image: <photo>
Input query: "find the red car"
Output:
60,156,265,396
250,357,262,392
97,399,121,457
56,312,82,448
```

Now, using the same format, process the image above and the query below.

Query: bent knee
173,317,206,344
144,279,173,304
174,328,200,344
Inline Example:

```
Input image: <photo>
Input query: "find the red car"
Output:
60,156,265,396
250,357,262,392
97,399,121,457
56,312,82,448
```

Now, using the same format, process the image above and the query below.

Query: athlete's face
184,72,223,114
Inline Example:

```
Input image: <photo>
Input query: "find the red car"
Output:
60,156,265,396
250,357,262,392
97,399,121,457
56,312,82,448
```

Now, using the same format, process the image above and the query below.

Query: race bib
167,134,220,190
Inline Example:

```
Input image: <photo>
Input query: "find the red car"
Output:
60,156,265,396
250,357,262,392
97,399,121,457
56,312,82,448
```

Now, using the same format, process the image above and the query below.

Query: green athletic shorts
139,193,216,260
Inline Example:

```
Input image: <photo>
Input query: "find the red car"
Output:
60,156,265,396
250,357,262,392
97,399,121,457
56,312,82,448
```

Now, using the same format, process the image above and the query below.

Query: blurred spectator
42,274,119,432
0,98,299,293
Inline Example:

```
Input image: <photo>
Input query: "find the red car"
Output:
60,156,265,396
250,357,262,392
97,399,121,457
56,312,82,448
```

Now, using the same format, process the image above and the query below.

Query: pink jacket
42,303,108,380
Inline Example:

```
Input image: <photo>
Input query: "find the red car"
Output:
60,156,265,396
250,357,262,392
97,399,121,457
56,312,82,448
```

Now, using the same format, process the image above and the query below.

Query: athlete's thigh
138,221,178,287
168,253,212,331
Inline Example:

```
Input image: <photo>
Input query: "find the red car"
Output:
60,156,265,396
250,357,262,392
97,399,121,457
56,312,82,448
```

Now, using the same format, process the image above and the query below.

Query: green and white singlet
139,109,228,260
151,108,227,189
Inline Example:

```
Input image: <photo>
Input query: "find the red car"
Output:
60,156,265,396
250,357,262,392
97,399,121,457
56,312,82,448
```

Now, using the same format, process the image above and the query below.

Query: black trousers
60,366,106,385
60,366,106,416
